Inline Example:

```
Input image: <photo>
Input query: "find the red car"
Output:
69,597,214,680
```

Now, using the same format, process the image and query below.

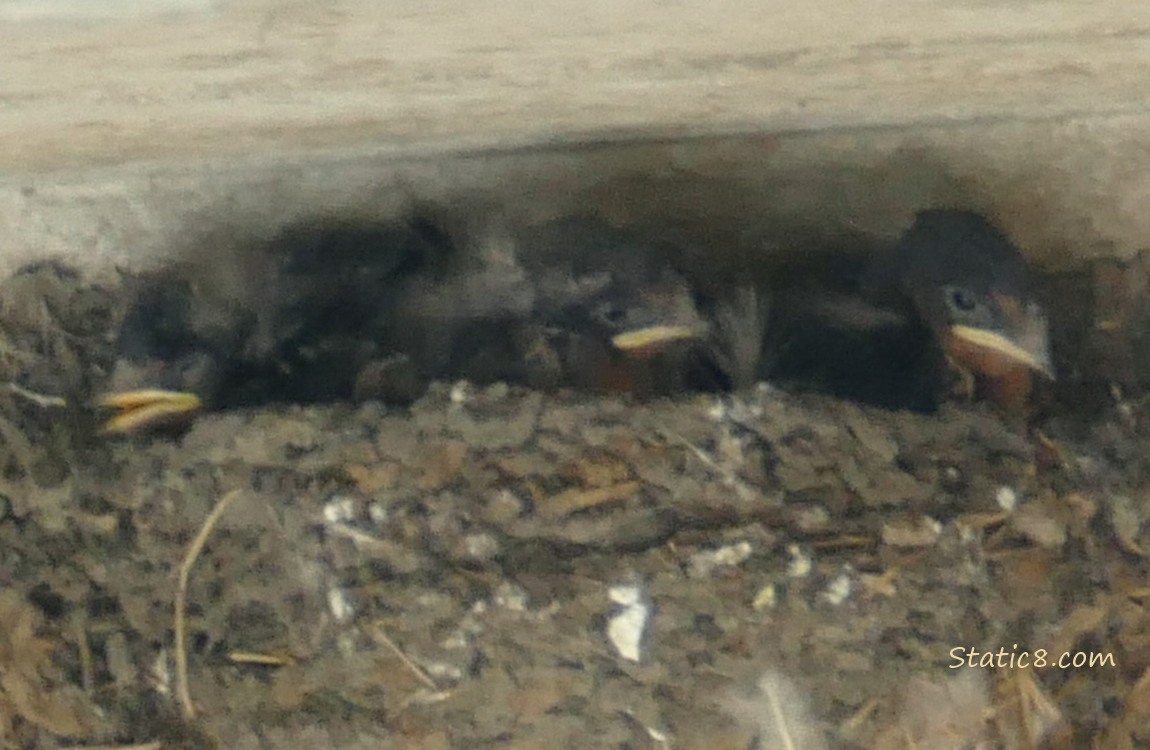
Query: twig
367,623,438,690
4,382,67,408
175,489,244,720
325,522,392,553
75,620,94,694
661,426,759,503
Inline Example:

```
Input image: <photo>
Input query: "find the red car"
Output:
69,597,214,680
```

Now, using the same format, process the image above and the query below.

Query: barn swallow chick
867,209,1053,411
101,213,456,434
514,218,709,394
102,212,715,433
100,279,216,434
767,209,1052,414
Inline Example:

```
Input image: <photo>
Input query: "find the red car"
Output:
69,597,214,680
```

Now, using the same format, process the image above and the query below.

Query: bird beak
99,389,204,434
606,275,708,357
948,294,1054,379
610,324,703,357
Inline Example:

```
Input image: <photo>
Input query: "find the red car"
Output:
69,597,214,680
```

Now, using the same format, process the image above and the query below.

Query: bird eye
945,286,978,313
597,302,628,326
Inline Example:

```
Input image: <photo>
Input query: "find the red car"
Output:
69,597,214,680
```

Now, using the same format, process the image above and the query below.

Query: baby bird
101,213,719,433
101,212,460,433
765,209,1053,413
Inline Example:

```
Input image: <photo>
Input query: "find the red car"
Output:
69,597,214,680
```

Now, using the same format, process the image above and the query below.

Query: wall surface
0,0,1148,276
1,0,1148,170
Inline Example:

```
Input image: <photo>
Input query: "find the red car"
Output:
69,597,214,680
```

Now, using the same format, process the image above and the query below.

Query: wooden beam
0,0,1147,170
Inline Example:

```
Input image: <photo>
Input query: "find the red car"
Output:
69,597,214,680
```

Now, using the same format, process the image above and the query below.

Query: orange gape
573,343,644,394
559,335,679,395
944,331,1034,414
597,358,645,394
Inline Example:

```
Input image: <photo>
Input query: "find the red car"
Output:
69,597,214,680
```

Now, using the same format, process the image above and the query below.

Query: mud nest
0,216,1147,750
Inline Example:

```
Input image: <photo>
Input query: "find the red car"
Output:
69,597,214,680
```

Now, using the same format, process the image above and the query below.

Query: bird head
881,209,1054,381
527,219,708,359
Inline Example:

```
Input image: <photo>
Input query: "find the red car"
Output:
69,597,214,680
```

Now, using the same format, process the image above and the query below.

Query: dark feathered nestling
101,213,718,433
766,209,1053,412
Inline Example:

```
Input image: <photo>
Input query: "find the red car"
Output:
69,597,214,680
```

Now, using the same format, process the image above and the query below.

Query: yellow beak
610,324,701,354
99,389,204,434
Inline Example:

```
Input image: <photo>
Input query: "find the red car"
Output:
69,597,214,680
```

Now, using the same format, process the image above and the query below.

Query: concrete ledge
3,115,1148,277
1,0,1147,171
